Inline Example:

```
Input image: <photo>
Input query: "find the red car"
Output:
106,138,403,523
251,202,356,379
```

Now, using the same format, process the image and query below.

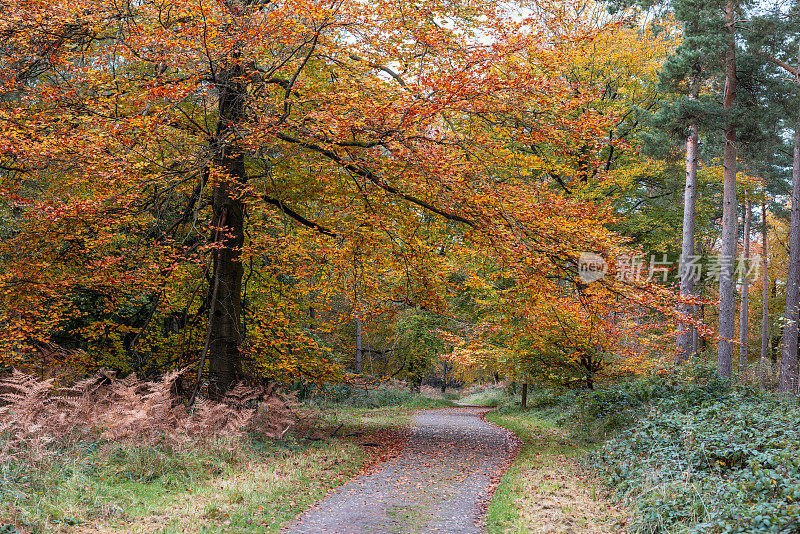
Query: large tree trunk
677,121,699,362
780,108,800,393
207,63,247,398
739,199,751,369
717,0,738,378
760,192,770,388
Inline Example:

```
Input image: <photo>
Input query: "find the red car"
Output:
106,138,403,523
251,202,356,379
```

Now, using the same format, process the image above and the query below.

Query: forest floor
3,391,629,533
66,408,412,534
284,403,627,534
284,406,518,533
484,410,628,533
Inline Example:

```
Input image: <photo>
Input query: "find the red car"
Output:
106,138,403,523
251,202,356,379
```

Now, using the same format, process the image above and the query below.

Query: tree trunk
677,121,699,362
780,104,800,393
760,191,770,388
207,63,247,398
739,199,751,369
521,382,528,408
717,0,738,379
355,316,363,374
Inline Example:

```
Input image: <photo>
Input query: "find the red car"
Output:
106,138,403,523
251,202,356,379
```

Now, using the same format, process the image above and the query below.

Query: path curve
284,406,518,534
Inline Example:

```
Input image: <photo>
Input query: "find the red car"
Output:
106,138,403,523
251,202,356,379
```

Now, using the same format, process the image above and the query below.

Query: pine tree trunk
739,199,751,370
207,63,247,398
717,0,738,379
780,108,800,393
677,122,699,362
760,191,770,388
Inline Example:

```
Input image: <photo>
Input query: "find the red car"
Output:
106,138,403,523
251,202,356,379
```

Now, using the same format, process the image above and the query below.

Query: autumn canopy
0,0,677,394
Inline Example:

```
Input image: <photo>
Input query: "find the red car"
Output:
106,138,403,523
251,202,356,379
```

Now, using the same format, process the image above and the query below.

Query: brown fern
0,369,302,453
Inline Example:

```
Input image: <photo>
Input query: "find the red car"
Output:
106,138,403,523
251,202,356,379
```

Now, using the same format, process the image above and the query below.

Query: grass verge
1,436,367,534
457,387,508,407
2,395,445,534
80,439,364,534
485,407,627,534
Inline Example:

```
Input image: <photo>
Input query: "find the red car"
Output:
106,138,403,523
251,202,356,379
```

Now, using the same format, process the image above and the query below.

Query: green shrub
300,383,454,409
495,364,800,533
555,364,730,442
591,386,800,533
458,387,510,407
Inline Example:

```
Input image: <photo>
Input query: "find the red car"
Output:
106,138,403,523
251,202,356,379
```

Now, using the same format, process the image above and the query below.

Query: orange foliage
0,0,681,384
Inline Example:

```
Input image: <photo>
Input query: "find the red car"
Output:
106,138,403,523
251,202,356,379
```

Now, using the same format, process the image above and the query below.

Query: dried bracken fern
0,371,59,458
0,369,300,459
247,386,299,439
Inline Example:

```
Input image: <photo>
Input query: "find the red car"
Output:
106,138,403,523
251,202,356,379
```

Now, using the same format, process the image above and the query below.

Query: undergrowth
0,371,445,533
458,387,511,407
590,380,800,533
300,382,457,409
483,364,800,533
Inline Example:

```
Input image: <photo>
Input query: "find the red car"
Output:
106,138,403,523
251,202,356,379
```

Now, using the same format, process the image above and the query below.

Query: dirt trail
284,406,518,534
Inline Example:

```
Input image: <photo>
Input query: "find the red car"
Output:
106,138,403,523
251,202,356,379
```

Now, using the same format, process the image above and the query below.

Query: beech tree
0,0,683,395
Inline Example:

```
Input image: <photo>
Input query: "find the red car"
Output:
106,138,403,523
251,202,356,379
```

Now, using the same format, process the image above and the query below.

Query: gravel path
284,406,518,534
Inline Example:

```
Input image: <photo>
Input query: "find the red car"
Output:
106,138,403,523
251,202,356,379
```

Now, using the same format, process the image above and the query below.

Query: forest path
283,406,519,534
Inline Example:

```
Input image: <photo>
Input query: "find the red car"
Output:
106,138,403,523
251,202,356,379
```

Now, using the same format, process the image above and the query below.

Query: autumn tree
0,0,689,396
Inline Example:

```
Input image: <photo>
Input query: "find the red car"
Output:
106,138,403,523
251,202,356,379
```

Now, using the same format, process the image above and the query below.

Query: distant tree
393,310,446,392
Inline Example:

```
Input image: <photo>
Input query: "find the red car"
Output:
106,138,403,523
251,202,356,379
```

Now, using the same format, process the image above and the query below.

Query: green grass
486,409,578,532
152,440,364,533
485,401,626,533
457,387,509,407
1,389,450,533
302,384,458,410
0,437,365,534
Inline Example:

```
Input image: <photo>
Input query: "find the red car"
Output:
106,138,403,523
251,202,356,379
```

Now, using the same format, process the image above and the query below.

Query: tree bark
521,382,528,408
739,199,751,369
355,316,363,374
207,62,247,398
780,103,800,393
717,0,738,378
677,121,699,362
760,191,770,388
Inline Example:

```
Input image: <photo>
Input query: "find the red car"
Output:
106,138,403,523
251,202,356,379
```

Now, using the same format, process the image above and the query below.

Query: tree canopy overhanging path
284,407,518,533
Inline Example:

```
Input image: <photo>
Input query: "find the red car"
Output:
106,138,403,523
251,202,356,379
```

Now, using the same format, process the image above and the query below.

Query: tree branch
757,50,798,77
275,133,476,228
260,195,337,237
349,54,408,87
